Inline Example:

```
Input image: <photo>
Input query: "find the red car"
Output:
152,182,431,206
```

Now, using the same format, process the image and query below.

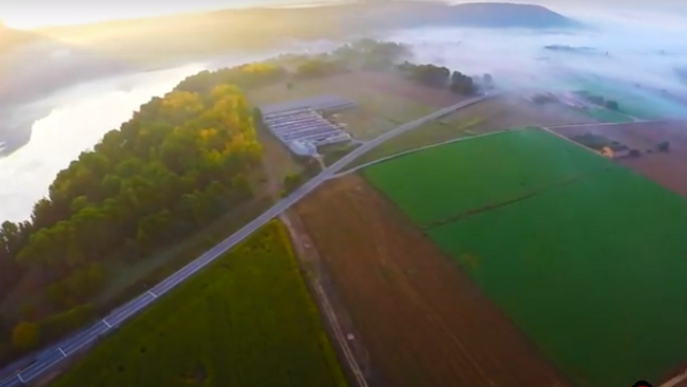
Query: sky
0,0,311,29
1,0,685,29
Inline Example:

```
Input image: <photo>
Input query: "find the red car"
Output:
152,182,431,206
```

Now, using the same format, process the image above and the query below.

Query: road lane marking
17,374,24,383
102,319,112,328
58,348,67,357
147,290,158,298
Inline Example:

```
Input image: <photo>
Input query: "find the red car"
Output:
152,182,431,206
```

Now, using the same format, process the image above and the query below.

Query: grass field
345,96,597,169
363,128,687,387
363,128,606,224
52,221,347,387
247,72,453,140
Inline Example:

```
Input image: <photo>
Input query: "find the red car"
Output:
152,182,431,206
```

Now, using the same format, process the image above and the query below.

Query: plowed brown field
295,174,569,387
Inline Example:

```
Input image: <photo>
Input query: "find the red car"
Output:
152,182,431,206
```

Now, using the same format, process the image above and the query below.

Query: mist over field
2,6,687,222
391,11,687,94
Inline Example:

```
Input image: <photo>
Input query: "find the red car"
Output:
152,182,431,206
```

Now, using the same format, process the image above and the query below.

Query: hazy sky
1,0,685,29
0,0,299,28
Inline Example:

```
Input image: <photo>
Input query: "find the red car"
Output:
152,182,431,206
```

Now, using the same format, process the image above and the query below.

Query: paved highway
0,94,492,387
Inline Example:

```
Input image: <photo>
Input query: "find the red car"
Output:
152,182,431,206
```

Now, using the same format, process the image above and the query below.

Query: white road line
58,348,67,357
102,319,112,328
16,374,24,384
147,290,158,298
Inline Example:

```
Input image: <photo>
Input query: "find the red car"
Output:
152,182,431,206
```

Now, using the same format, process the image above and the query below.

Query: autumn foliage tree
11,322,39,351
14,85,263,305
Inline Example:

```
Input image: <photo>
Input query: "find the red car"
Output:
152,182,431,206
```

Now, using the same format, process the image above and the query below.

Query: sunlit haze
0,0,329,29
3,0,684,29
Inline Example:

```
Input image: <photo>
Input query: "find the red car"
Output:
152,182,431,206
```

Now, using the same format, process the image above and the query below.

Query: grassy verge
321,143,362,167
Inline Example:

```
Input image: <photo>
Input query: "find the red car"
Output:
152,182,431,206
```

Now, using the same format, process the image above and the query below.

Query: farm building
600,144,631,158
260,95,357,156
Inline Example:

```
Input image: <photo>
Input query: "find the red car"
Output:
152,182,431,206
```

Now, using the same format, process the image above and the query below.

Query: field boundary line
546,119,669,130
331,129,513,177
422,168,609,229
279,215,369,387
539,126,608,157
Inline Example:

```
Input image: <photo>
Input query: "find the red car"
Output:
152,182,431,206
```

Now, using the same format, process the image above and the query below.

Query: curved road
0,94,493,387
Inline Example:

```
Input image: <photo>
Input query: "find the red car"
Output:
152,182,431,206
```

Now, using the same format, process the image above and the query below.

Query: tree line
0,63,291,358
396,62,486,95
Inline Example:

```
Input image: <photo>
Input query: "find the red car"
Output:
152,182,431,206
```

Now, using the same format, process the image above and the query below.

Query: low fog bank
387,11,687,116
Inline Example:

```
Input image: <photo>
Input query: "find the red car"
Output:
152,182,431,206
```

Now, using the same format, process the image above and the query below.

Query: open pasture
52,221,347,387
248,71,460,140
364,128,687,387
362,127,607,225
346,95,597,168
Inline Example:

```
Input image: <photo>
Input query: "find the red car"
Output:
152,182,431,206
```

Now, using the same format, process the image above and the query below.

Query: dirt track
552,120,687,198
295,175,569,387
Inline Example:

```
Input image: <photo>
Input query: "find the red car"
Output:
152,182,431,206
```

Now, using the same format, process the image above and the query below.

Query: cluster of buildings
260,95,356,157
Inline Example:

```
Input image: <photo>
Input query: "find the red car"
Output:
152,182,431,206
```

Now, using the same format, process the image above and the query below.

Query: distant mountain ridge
34,2,579,54
409,2,579,29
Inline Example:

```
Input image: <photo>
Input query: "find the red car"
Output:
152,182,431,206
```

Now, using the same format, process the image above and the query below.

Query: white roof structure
260,95,356,156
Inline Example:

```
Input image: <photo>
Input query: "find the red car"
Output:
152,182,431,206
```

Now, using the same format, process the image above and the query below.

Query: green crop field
364,128,687,387
363,128,608,225
52,221,347,387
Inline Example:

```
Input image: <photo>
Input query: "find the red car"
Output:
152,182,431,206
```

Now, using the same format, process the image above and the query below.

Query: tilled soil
295,174,569,387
